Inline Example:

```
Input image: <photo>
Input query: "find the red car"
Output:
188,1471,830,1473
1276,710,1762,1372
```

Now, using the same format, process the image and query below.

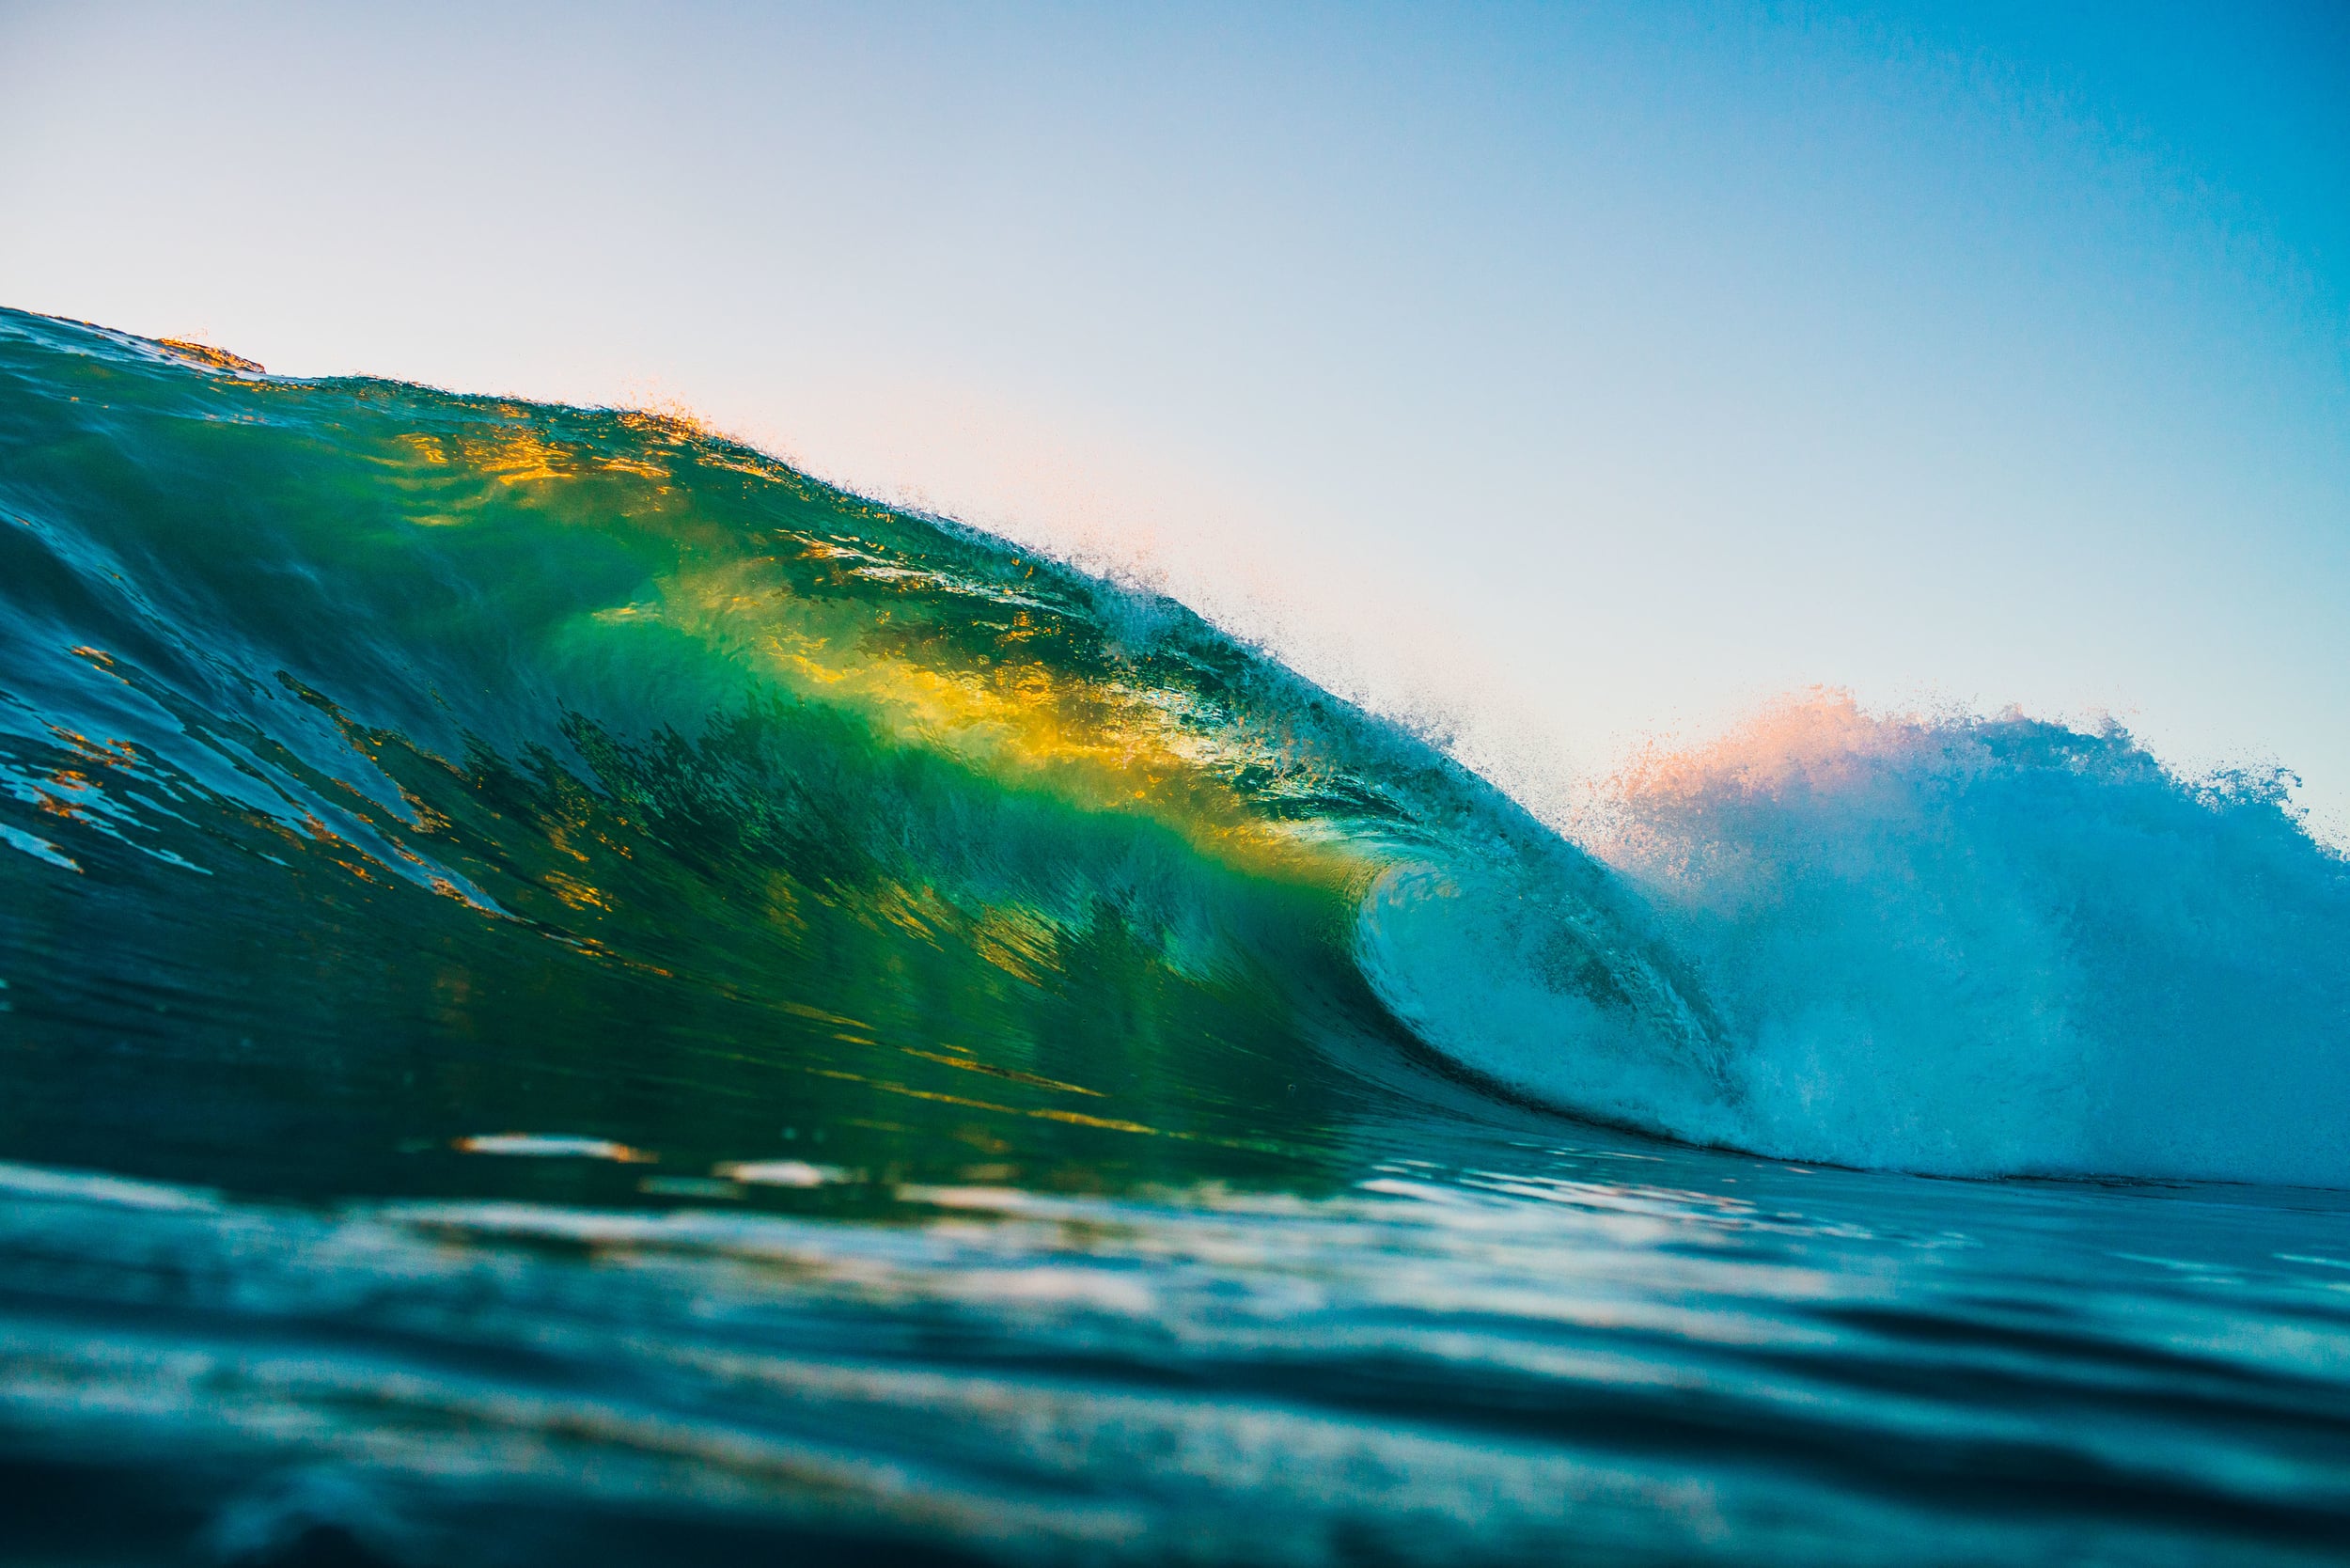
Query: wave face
1,308,2344,1194
0,308,1714,1203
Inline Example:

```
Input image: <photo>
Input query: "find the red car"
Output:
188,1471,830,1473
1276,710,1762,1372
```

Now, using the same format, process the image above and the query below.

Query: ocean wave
2,308,2341,1191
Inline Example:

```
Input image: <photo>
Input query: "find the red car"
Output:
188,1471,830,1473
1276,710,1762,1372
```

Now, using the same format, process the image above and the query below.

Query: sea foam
1369,694,2350,1185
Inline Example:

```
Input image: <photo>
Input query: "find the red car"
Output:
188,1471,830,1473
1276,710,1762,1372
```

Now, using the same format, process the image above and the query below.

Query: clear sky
4,1,2344,832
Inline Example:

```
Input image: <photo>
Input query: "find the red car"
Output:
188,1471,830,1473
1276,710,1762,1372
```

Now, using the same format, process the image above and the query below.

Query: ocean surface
2,307,2346,1565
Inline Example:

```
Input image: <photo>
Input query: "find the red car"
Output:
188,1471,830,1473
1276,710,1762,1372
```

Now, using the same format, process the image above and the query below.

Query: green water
0,308,1633,1205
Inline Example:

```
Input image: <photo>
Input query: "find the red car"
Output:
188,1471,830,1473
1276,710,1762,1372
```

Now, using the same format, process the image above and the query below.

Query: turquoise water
2,309,2346,1564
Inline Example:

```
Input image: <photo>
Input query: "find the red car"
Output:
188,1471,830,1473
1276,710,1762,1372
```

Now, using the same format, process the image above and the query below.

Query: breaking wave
2,307,2342,1191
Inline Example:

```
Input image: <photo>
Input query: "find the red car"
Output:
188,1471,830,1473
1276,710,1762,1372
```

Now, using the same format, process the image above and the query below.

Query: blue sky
4,1,2344,829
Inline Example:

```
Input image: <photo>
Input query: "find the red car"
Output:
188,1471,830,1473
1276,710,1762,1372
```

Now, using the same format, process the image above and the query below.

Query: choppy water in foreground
2,309,2346,1564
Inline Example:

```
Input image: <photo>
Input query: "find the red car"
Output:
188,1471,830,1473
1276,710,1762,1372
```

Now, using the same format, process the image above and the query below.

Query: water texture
1,309,2345,1564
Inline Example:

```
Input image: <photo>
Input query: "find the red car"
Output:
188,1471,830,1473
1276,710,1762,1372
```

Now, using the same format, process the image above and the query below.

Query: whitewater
1375,695,2350,1185
2,308,2347,1566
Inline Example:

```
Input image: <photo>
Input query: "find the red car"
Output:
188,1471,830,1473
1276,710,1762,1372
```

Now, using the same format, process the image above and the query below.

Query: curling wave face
0,307,1713,1206
0,307,2343,1198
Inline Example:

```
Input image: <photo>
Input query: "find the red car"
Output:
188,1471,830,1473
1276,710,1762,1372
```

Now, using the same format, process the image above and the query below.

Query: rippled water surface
8,1141,2350,1565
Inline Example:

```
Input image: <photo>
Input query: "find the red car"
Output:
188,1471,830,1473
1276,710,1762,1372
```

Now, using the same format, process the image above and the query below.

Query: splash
1573,696,2350,1183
